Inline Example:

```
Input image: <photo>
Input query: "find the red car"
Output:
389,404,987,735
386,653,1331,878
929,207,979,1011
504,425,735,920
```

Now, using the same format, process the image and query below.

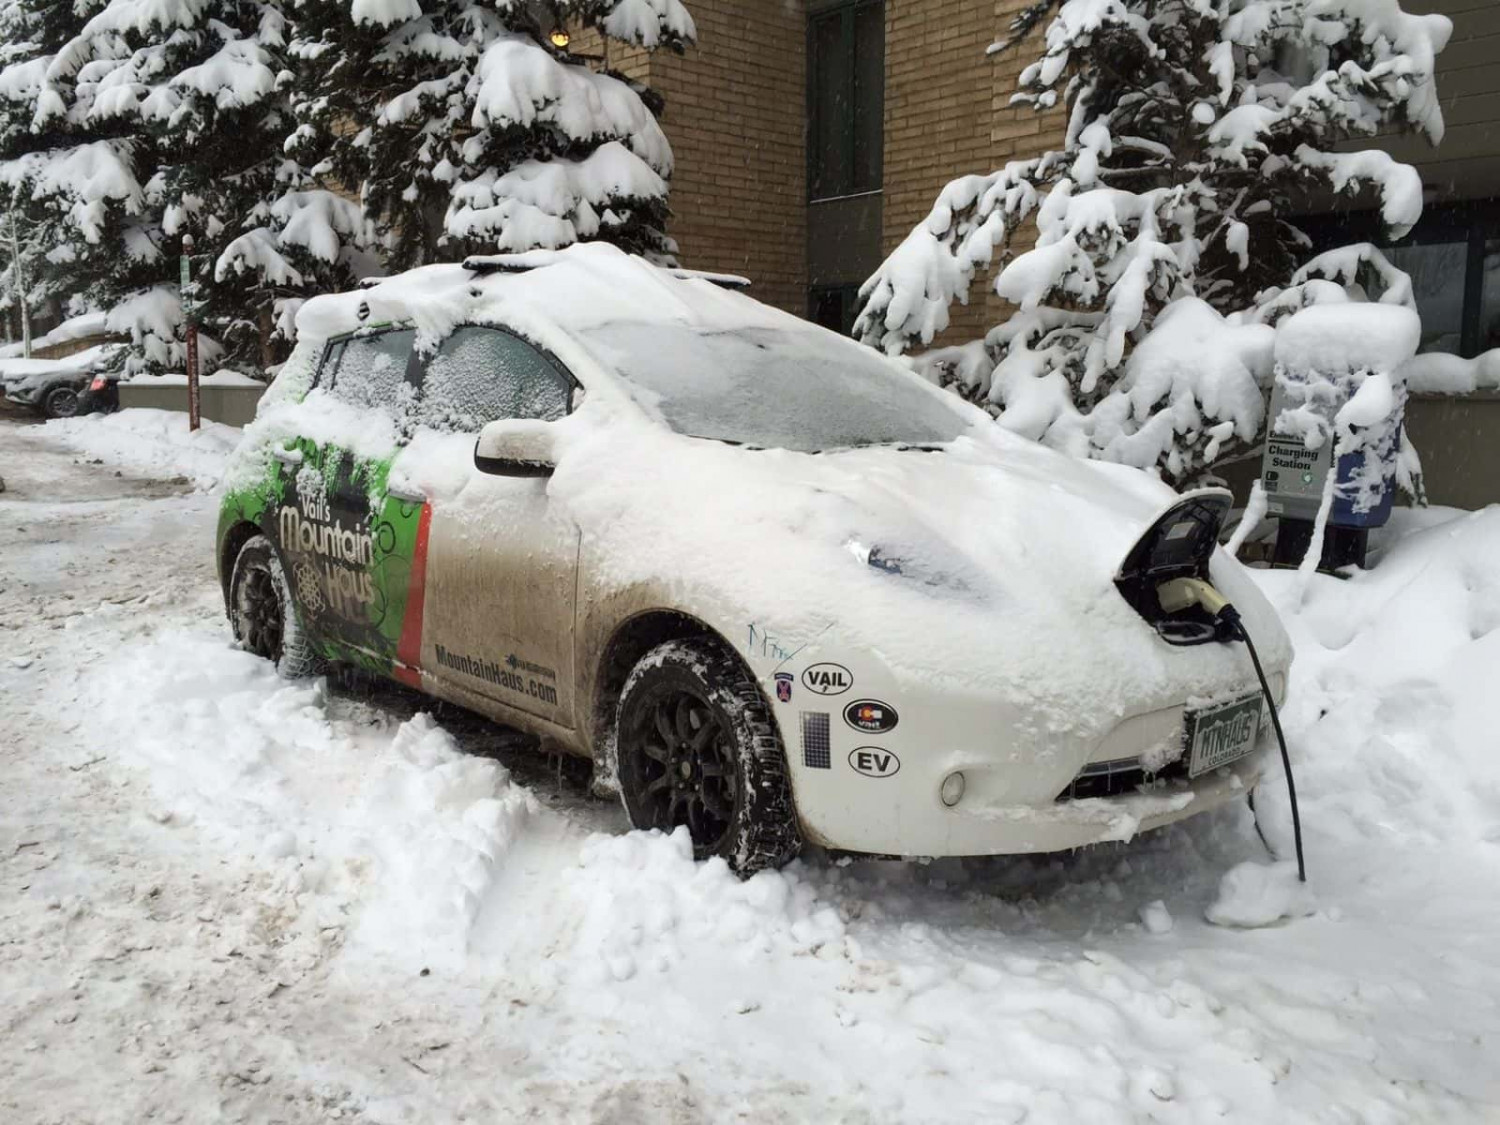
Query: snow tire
228,534,323,679
616,637,801,877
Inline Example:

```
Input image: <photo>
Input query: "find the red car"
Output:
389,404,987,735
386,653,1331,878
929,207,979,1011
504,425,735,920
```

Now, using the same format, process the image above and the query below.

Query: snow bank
42,407,239,489
1250,507,1500,851
1205,861,1315,928
81,627,543,973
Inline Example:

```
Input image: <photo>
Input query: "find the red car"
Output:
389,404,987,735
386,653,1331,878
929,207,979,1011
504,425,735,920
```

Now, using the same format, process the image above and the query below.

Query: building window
810,284,862,334
808,1,884,202
1384,241,1469,355
1302,201,1500,359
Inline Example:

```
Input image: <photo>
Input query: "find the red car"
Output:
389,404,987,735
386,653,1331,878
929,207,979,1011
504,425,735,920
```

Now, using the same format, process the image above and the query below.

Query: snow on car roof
295,242,803,354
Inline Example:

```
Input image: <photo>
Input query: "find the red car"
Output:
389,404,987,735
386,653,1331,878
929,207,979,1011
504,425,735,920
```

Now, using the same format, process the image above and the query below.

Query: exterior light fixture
549,26,570,49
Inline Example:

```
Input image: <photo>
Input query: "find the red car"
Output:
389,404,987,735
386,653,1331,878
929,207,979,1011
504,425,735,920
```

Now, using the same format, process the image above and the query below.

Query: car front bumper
763,652,1282,858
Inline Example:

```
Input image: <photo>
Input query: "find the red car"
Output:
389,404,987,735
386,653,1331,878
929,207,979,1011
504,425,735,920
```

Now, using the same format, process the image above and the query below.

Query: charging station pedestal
1259,381,1397,571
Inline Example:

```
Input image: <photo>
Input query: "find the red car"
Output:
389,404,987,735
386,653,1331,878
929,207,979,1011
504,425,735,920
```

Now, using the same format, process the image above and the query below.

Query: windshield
575,322,972,452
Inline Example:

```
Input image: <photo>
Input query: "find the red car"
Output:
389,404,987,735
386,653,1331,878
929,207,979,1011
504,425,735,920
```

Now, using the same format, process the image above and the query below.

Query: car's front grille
1055,756,1189,802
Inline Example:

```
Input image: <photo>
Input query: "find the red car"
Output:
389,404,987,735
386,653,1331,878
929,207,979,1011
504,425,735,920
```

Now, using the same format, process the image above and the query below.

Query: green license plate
1186,693,1263,778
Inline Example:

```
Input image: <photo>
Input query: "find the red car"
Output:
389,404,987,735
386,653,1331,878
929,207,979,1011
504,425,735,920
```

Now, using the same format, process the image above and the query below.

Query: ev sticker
849,747,900,778
802,662,853,696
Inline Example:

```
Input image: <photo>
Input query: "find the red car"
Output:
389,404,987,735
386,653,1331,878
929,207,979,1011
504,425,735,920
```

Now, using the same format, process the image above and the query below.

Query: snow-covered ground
2,412,1498,1123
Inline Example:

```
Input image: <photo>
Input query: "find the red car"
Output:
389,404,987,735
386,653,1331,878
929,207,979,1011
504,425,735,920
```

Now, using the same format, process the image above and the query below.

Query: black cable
1221,606,1307,883
1245,791,1277,860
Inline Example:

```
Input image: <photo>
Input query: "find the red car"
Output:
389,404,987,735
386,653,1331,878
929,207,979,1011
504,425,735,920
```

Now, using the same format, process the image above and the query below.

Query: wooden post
181,234,200,432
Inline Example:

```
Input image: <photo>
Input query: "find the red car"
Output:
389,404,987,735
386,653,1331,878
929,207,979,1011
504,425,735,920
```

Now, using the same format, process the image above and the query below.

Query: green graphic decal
220,438,423,676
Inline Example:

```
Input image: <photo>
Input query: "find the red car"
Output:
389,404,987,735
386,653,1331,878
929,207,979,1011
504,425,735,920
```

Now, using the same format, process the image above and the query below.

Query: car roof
295,242,803,354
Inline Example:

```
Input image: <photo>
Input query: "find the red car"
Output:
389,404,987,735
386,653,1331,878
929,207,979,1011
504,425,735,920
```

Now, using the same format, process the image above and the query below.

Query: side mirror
474,418,558,477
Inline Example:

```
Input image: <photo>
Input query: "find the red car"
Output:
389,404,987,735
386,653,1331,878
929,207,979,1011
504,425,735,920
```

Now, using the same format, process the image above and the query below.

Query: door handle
270,446,303,466
387,485,426,505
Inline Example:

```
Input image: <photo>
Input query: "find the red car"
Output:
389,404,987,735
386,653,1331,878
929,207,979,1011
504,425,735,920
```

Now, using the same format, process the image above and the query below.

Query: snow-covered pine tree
18,0,377,373
855,0,1451,486
0,0,111,336
286,0,695,271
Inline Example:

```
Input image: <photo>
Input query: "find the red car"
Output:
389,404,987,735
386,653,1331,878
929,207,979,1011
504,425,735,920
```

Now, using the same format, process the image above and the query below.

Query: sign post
181,234,200,432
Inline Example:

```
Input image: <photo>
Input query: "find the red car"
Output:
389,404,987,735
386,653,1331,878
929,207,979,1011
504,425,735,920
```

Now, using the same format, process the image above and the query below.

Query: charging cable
1157,578,1307,883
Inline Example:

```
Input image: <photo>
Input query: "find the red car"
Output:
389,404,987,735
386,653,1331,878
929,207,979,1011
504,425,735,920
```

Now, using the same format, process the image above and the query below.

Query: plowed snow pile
3,422,1498,1123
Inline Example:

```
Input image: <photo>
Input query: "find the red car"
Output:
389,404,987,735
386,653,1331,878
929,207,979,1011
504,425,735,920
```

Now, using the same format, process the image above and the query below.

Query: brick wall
883,0,1065,345
580,0,1067,332
578,5,808,316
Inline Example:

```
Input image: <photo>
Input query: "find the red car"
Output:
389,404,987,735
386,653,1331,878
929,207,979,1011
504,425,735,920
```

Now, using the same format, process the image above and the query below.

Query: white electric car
217,243,1291,874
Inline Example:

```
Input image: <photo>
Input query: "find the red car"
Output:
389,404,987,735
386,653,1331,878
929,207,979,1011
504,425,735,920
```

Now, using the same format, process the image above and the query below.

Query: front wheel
615,638,801,876
227,534,322,678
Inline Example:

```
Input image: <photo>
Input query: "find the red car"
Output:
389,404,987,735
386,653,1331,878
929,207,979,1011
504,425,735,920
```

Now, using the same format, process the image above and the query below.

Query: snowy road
3,413,1498,1124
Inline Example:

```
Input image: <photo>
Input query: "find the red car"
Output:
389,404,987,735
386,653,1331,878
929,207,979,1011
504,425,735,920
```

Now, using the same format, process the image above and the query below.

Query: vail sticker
844,699,898,734
774,672,793,703
849,747,900,778
802,662,853,696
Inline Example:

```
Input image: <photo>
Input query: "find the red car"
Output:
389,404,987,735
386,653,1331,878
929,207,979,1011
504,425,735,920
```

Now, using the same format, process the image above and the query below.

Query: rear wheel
41,385,80,419
228,535,321,678
615,638,800,876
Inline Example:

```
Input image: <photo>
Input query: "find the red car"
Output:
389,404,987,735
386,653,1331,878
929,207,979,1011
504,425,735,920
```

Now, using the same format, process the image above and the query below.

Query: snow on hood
545,405,1288,735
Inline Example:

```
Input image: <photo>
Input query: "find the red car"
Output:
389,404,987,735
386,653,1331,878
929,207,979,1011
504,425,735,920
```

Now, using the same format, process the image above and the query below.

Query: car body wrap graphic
219,438,429,678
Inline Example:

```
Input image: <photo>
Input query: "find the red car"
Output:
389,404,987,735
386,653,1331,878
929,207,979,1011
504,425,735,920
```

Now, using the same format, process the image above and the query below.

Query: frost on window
328,329,417,412
417,327,570,433
578,322,971,452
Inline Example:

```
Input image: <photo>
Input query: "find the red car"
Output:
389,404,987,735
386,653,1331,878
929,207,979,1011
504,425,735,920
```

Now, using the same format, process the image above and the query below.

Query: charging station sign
1260,382,1333,519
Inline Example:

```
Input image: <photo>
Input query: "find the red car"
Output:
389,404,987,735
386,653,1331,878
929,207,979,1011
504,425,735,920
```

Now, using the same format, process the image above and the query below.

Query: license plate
1185,693,1263,778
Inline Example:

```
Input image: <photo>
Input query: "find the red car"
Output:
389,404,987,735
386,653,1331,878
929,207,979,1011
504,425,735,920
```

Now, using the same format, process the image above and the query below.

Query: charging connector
1156,578,1307,883
1157,576,1231,617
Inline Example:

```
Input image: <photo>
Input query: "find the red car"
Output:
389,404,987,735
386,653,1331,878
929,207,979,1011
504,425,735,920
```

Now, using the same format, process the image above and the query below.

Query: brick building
592,0,1498,360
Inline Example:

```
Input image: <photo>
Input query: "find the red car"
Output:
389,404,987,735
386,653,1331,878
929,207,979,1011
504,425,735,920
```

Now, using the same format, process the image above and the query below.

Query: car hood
546,416,1291,734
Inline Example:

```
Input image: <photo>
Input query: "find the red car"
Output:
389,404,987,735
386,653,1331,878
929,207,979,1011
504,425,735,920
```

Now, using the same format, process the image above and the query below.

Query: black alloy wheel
227,534,322,678
615,638,801,875
627,685,740,852
236,560,284,661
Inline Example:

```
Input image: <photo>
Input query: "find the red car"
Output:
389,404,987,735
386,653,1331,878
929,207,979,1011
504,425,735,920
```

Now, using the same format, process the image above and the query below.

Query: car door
413,326,581,727
270,326,429,676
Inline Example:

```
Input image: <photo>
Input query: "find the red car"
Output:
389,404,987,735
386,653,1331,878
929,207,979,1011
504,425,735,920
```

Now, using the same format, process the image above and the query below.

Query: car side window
324,329,418,414
417,326,572,434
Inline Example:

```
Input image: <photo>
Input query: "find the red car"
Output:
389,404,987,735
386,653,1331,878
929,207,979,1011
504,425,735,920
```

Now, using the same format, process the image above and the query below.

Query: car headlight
845,538,974,594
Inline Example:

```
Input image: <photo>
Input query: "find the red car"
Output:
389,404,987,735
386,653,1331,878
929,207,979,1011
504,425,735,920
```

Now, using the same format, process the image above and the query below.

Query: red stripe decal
394,501,433,683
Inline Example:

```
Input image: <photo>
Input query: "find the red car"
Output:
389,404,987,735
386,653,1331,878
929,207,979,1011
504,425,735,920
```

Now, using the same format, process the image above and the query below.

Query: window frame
806,0,885,204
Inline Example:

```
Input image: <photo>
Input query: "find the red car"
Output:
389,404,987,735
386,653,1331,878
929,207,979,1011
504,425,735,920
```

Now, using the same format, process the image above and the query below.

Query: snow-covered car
0,354,112,418
216,243,1291,874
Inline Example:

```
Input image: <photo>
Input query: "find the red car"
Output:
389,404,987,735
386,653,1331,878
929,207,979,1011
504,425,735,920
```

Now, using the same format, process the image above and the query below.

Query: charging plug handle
1156,576,1231,617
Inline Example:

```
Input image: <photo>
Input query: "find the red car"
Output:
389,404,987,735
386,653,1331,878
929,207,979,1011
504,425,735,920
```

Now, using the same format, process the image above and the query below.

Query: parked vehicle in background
0,352,117,418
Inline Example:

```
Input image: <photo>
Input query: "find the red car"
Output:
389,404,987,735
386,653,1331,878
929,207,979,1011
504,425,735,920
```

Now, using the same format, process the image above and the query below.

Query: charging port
1114,490,1236,646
